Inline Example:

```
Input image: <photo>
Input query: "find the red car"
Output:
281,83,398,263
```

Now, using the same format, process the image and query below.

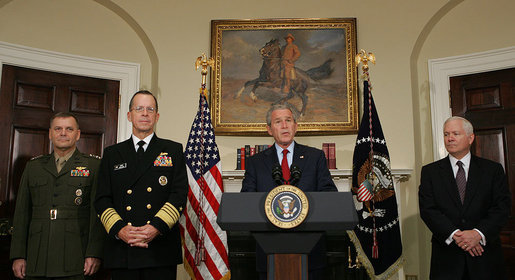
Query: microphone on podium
272,165,284,185
289,165,302,186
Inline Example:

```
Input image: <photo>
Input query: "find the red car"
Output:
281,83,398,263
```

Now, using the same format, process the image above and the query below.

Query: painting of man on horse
220,29,351,124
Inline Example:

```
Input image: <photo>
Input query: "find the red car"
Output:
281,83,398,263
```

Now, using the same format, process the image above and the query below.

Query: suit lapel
263,144,280,174
439,157,463,208
130,135,165,184
292,142,308,171
43,153,58,178
462,156,480,211
59,149,82,178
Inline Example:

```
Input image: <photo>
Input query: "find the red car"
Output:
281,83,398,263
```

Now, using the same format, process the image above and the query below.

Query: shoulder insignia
88,154,101,159
30,155,44,161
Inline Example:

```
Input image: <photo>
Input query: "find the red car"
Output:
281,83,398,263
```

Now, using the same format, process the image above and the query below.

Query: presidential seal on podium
264,185,309,229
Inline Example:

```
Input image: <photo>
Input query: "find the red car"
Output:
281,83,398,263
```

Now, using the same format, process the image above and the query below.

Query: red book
328,143,336,169
322,143,329,167
240,147,246,170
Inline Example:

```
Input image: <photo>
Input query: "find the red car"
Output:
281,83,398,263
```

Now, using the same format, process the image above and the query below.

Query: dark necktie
281,149,290,184
456,161,467,203
137,140,145,158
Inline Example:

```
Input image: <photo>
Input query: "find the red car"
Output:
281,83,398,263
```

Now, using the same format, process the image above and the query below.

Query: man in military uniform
10,112,104,279
281,33,301,93
95,90,188,280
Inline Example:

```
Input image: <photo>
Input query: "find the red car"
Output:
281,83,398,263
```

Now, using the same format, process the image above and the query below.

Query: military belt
31,207,90,220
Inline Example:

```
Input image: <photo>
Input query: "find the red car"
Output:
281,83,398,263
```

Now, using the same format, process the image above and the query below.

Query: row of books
235,143,336,170
236,145,271,170
322,143,337,169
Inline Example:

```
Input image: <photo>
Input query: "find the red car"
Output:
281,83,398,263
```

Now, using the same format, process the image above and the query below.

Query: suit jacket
95,135,188,269
241,142,337,272
241,142,336,192
10,150,104,277
419,155,511,280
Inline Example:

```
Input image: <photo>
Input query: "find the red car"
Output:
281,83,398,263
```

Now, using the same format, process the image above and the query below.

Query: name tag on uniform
71,167,90,177
154,152,173,167
114,163,127,170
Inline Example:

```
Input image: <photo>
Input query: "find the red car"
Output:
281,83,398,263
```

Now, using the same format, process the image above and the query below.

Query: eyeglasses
131,106,156,113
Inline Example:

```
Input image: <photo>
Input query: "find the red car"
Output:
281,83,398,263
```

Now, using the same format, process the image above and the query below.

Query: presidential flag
349,80,403,279
179,91,230,280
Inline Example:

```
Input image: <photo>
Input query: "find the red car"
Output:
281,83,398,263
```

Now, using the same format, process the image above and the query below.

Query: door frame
0,40,140,142
428,46,515,160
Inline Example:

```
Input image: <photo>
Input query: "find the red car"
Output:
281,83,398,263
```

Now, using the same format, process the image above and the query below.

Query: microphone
289,165,302,186
272,165,284,185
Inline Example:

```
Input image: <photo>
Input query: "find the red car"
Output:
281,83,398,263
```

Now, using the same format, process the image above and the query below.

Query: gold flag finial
195,53,214,93
355,49,376,74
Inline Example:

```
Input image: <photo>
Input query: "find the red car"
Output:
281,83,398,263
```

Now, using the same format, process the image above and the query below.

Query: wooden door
0,65,119,279
450,67,515,279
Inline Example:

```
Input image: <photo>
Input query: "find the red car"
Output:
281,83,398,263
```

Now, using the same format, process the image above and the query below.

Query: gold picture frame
210,18,358,135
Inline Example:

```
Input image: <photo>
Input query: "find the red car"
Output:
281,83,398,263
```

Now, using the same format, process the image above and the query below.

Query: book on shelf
235,144,273,170
322,143,329,167
240,147,245,170
328,143,336,169
236,148,241,170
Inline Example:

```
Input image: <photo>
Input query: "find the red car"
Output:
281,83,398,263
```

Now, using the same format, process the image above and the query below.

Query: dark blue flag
349,80,403,279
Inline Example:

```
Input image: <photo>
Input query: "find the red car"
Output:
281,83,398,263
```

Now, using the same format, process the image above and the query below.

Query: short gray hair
444,116,474,135
266,103,299,126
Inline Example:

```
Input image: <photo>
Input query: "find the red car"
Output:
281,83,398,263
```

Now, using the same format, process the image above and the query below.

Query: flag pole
193,53,214,266
195,53,214,97
355,49,380,258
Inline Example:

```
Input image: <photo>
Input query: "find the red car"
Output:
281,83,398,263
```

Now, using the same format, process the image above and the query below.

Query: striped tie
456,161,467,203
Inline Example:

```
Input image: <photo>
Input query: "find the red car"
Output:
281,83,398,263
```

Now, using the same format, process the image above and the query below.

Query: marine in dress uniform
10,113,104,280
95,91,188,280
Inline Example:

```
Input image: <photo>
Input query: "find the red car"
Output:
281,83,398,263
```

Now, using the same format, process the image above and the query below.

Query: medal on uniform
74,197,83,205
154,153,173,167
71,167,90,177
159,175,168,186
75,189,82,196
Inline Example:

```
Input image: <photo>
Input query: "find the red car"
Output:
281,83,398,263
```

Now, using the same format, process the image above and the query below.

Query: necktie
456,161,467,203
56,158,66,173
137,140,145,158
281,149,290,184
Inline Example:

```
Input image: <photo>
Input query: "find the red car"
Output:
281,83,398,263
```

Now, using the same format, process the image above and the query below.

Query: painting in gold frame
210,18,358,135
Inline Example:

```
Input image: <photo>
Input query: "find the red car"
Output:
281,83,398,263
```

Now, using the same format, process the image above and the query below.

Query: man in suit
10,112,104,279
241,103,337,279
95,90,188,280
419,116,511,280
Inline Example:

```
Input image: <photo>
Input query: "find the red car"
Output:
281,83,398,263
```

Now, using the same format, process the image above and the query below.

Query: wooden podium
217,192,358,280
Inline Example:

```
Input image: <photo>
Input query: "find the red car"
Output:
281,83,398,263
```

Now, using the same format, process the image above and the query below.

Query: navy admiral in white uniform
95,90,188,280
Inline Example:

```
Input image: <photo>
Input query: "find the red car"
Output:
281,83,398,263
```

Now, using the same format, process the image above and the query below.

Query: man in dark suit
11,112,104,280
241,103,337,279
95,90,188,280
419,116,510,280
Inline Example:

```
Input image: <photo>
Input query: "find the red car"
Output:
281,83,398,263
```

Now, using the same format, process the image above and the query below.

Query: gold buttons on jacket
127,189,132,194
147,221,150,224
147,204,152,209
126,206,132,211
147,187,152,192
127,222,132,226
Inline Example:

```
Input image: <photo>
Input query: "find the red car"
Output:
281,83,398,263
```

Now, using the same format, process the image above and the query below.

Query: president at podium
241,103,337,280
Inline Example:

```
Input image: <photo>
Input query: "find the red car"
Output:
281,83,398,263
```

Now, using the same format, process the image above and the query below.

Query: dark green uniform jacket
10,150,105,277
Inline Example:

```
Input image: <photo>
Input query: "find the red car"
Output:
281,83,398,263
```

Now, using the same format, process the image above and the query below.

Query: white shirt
132,133,154,152
274,142,294,167
445,152,486,246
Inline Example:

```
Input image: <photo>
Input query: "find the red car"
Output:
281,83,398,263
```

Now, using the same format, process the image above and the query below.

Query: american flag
179,92,230,280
